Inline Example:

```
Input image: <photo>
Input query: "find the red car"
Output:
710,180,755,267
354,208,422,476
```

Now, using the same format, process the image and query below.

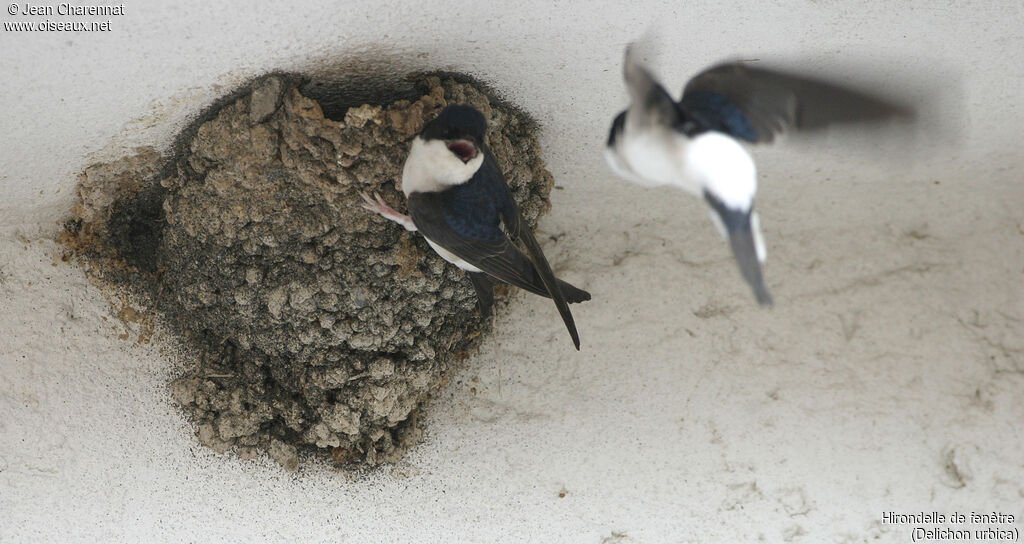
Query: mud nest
65,73,554,468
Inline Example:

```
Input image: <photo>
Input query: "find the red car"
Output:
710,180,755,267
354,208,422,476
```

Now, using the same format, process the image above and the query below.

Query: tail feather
502,268,590,305
467,272,495,318
556,279,591,304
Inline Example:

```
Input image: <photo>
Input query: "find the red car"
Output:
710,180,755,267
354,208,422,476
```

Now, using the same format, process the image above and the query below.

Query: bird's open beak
446,139,479,163
705,192,773,306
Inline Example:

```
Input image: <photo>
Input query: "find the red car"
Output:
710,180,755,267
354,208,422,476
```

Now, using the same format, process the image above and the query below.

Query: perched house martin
606,45,913,305
361,104,591,350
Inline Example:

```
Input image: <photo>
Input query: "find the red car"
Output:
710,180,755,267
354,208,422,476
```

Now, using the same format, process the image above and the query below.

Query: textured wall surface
1,1,1022,543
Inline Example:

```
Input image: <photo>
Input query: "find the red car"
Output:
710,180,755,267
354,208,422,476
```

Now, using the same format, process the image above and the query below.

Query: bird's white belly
619,130,695,191
616,129,711,197
424,237,483,273
615,129,758,209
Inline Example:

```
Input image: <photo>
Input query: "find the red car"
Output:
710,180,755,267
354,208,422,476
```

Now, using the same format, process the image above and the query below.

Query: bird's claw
358,191,417,232
359,191,395,215
359,191,381,212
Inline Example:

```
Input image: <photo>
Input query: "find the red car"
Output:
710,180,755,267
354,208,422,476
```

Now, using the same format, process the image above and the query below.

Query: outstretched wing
681,62,914,143
622,44,686,131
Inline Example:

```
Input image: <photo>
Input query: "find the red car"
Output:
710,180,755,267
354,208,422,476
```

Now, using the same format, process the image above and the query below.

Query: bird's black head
421,104,488,163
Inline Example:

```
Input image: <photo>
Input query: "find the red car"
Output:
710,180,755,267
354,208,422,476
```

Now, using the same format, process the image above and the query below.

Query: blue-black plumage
362,104,590,349
437,159,511,243
606,43,914,306
679,90,760,142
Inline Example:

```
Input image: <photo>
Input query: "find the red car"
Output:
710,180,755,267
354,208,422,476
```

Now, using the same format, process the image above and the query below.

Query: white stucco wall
1,1,1022,543
2,1,1020,235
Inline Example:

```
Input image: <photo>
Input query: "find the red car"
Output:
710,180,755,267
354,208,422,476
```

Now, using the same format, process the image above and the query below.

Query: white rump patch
684,132,757,210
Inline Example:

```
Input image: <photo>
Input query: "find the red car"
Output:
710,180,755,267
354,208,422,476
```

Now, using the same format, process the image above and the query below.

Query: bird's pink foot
359,192,417,232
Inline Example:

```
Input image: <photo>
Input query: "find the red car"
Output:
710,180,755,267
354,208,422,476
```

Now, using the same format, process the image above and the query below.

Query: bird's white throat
401,136,484,195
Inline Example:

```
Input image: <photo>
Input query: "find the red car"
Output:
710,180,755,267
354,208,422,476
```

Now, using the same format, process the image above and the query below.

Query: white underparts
603,146,653,187
608,115,758,213
401,137,484,196
425,238,483,272
611,121,689,190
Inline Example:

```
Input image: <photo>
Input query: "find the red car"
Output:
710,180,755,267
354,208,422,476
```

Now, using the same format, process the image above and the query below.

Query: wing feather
682,62,914,143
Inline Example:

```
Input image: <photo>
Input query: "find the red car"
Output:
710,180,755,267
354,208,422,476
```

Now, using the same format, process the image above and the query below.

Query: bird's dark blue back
679,90,759,142
437,154,512,242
